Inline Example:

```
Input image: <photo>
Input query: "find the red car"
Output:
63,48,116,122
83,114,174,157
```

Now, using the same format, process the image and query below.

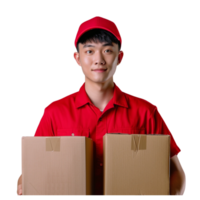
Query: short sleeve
147,106,181,158
34,108,55,137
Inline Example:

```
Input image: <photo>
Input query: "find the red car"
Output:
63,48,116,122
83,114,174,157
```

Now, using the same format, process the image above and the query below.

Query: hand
15,174,22,196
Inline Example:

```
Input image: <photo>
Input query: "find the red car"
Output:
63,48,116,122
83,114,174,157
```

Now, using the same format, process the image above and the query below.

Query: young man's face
74,40,123,84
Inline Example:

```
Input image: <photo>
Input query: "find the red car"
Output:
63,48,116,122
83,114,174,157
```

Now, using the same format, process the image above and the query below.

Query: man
17,16,186,195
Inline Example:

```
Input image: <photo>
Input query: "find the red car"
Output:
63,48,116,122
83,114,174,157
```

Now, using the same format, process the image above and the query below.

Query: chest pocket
56,128,90,137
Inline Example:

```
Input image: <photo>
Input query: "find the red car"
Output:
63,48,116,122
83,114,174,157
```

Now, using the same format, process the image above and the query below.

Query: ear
74,52,81,66
117,51,124,65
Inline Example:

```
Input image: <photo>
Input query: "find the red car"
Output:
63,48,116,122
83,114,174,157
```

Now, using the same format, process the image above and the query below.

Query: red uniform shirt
34,82,181,195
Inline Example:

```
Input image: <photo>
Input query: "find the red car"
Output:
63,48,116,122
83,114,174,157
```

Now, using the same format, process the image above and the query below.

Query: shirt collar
75,82,129,109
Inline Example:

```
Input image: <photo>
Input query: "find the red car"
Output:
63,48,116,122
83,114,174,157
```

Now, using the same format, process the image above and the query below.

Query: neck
84,78,114,111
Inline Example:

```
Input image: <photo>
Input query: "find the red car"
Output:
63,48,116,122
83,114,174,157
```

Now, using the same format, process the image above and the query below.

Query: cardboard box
103,134,170,195
22,136,93,195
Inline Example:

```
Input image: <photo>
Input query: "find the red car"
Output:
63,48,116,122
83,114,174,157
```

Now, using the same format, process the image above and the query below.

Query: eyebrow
83,43,114,48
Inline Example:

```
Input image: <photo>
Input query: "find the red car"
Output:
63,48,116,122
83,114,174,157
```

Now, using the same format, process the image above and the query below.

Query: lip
92,69,107,72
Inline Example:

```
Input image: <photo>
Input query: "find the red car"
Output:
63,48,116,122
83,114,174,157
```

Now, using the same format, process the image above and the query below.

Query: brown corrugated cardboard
22,136,93,195
103,134,170,195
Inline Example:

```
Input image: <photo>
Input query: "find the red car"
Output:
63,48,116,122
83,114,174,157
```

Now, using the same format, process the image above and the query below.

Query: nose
94,52,106,65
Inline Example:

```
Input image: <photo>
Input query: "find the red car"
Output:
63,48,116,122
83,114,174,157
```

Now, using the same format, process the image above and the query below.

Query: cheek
107,55,118,65
81,56,92,66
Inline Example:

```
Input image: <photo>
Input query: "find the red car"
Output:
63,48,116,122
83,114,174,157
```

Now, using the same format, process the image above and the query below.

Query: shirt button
100,163,103,166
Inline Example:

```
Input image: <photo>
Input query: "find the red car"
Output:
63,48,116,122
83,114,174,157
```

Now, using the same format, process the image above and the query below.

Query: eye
105,49,112,53
86,50,92,54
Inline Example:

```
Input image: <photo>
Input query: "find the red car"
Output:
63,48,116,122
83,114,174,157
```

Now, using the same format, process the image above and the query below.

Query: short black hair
76,28,121,53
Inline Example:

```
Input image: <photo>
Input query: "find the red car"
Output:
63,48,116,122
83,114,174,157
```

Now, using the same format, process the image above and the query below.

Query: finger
17,184,22,195
19,189,22,195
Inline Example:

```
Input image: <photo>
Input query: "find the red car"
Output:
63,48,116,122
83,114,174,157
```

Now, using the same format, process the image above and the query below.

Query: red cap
74,16,122,48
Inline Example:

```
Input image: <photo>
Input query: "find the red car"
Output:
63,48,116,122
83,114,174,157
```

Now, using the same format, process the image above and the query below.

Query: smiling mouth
92,69,107,71
93,69,107,72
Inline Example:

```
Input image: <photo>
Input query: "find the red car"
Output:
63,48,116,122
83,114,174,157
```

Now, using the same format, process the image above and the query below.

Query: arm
170,155,186,195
